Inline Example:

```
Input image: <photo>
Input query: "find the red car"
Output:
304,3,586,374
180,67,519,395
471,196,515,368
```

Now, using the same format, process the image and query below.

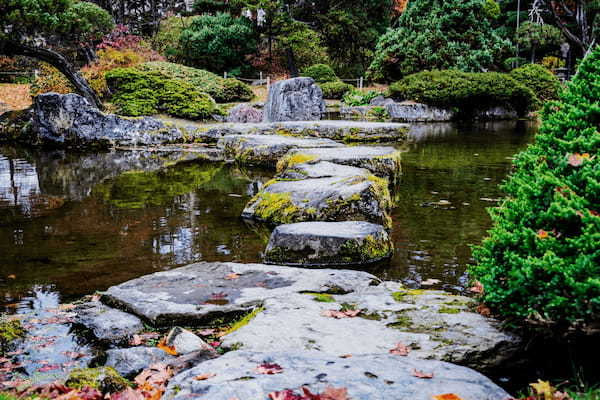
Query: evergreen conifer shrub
470,48,600,333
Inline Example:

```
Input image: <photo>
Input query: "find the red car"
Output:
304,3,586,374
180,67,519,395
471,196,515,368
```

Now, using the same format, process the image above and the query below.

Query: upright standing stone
263,77,326,122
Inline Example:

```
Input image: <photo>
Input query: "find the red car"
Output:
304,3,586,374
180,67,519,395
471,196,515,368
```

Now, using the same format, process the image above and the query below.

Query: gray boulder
242,173,392,228
370,95,395,106
164,350,511,400
226,104,263,123
74,301,144,345
263,77,326,122
217,134,342,167
264,221,393,266
32,93,183,146
105,347,176,377
165,327,213,355
386,101,456,122
102,262,376,326
278,146,402,178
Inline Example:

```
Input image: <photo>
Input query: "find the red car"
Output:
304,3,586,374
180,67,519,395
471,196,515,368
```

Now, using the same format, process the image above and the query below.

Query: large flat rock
241,173,392,228
101,262,377,326
164,350,511,400
264,221,393,266
220,284,521,371
277,160,370,180
277,146,402,178
186,121,410,143
217,134,342,167
74,301,144,345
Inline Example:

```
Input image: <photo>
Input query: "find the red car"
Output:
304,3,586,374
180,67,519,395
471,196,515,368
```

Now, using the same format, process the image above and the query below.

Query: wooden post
267,76,271,92
359,77,364,90
260,71,263,82
224,72,228,79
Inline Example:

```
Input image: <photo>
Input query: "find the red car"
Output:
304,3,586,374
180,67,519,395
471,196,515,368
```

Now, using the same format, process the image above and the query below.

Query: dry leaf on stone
194,373,216,381
468,281,484,294
224,273,240,280
321,309,361,319
432,394,465,400
255,363,283,375
321,386,349,400
412,369,434,379
110,387,144,400
157,339,178,356
389,342,411,356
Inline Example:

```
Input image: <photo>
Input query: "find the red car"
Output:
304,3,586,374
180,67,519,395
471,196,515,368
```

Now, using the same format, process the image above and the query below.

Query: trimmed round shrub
222,78,254,102
470,47,600,333
302,64,338,83
137,62,252,103
320,81,353,100
388,70,535,116
105,68,221,119
510,63,561,106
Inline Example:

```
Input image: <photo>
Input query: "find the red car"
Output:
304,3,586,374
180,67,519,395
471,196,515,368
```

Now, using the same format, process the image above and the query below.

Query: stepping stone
264,221,393,266
278,160,370,180
217,134,342,167
105,347,176,378
165,350,511,400
185,121,410,143
241,173,392,228
101,262,376,327
278,146,402,178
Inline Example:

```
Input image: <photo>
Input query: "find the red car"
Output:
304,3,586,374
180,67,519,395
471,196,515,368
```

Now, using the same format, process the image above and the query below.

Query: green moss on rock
250,192,302,224
0,318,25,352
66,367,129,394
276,153,318,172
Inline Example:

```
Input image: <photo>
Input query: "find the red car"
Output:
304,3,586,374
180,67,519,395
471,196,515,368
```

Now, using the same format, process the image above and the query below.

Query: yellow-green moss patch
221,306,264,336
276,153,317,172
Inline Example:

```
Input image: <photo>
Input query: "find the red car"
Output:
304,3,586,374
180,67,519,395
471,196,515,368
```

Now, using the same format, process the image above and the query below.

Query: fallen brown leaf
432,394,465,400
389,342,411,356
412,369,434,379
224,273,240,280
476,304,491,317
468,281,484,294
157,339,178,356
194,373,216,381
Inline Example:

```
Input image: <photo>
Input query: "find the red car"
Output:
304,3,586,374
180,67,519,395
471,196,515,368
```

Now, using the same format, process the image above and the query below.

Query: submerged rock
217,134,342,166
74,302,144,345
221,284,521,371
226,103,263,123
263,77,325,122
264,221,393,266
31,93,183,147
386,101,456,122
277,146,402,178
241,173,392,227
105,347,175,378
102,262,376,326
164,350,511,400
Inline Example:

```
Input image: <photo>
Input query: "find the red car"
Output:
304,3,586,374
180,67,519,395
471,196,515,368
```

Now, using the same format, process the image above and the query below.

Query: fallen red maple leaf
412,369,434,379
321,309,361,319
268,389,302,400
194,373,216,381
389,342,410,356
433,394,465,400
255,362,284,375
468,281,484,294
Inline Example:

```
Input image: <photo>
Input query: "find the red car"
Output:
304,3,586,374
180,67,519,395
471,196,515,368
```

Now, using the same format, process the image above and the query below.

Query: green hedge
470,47,600,333
510,63,562,107
105,68,221,119
136,62,253,103
388,70,535,116
320,81,353,99
302,64,338,83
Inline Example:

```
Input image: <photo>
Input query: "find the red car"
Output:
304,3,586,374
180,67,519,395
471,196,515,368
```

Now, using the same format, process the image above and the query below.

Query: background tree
516,21,564,62
367,0,512,81
0,0,114,108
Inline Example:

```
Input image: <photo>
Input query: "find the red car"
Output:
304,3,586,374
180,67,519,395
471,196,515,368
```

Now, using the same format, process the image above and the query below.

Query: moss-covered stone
249,192,303,224
0,318,25,352
66,367,129,394
276,153,318,172
221,306,264,336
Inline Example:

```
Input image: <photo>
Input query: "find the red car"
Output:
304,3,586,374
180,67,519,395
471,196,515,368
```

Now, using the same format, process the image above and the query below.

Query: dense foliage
136,62,252,102
470,47,600,332
368,0,511,81
342,89,381,106
510,64,562,106
388,70,535,116
152,16,194,61
302,64,338,83
179,12,256,73
516,22,564,63
320,81,354,100
105,68,222,119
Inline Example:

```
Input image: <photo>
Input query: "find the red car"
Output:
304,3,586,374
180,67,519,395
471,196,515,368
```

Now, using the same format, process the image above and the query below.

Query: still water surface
0,120,537,312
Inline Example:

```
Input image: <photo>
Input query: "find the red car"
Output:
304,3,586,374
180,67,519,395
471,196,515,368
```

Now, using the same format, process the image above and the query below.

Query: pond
0,120,537,314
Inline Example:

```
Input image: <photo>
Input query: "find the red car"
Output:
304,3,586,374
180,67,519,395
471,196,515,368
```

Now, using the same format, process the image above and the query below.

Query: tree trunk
2,40,103,110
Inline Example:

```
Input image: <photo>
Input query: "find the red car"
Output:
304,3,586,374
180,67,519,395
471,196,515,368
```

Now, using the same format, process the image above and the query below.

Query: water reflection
0,120,537,309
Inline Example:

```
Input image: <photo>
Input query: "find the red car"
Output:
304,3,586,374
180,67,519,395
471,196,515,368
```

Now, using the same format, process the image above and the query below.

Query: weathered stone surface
105,347,176,377
102,262,377,326
370,95,395,106
74,302,144,345
241,173,392,228
386,101,456,122
263,77,325,122
340,105,390,122
220,284,521,371
264,221,393,266
217,134,342,166
186,120,410,143
32,93,183,146
226,104,263,123
277,161,370,180
0,101,9,115
164,350,511,400
165,327,213,355
278,146,402,178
